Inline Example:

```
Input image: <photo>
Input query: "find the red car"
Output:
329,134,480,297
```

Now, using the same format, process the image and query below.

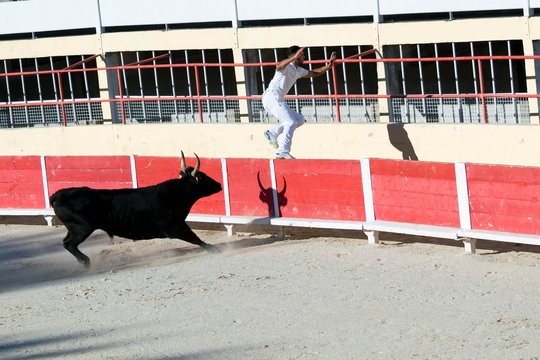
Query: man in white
263,46,336,159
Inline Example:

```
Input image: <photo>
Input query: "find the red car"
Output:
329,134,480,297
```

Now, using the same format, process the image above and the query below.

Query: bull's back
50,185,179,239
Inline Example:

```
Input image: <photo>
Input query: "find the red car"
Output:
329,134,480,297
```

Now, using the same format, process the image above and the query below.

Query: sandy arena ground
1,221,540,359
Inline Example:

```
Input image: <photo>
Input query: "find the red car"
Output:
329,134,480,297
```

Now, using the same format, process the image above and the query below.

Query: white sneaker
264,130,279,149
276,152,295,159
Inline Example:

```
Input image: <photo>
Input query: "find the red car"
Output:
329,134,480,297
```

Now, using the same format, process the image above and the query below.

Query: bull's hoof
79,258,91,269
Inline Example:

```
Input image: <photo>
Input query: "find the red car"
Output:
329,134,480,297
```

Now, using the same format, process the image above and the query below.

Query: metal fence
0,49,539,127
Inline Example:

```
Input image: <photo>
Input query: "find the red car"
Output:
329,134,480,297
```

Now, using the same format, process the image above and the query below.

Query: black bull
50,152,222,268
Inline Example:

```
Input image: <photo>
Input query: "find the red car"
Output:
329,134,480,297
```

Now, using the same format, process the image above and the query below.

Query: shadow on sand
0,224,282,293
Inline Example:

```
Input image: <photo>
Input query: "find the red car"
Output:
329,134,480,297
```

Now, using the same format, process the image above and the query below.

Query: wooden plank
45,156,130,170
374,205,460,227
372,190,458,211
466,163,540,185
372,175,457,195
0,169,43,183
0,156,42,170
370,158,456,179
46,169,132,183
469,211,540,235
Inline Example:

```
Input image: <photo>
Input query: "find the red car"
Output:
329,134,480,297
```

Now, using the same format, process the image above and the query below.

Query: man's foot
264,130,279,149
276,152,295,159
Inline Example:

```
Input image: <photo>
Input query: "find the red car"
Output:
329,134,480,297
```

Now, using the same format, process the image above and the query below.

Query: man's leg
278,106,304,155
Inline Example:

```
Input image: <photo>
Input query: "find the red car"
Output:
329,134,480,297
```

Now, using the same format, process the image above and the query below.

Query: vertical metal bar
399,45,410,122
57,71,67,126
452,43,461,123
258,49,266,90
117,69,126,124
49,57,61,124
194,65,203,123
488,41,497,123
323,47,333,119
452,43,461,94
65,56,77,124
470,43,481,122
331,60,341,123
507,40,518,123
201,50,211,122
19,59,30,126
120,53,132,121
478,58,488,124
416,44,427,120
340,46,349,122
81,55,92,124
217,49,227,122
185,50,195,121
292,49,301,114
168,51,179,121
34,58,45,125
307,47,317,122
136,52,147,122
358,45,368,122
258,49,267,122
434,44,444,122
152,51,163,121
3,60,14,127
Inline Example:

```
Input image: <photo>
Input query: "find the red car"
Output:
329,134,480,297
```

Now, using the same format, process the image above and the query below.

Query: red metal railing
0,54,539,126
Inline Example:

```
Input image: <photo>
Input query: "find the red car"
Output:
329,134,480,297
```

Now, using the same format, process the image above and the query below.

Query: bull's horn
191,153,200,177
180,151,187,173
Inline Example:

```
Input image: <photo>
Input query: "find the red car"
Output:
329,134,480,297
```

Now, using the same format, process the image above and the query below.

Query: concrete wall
1,123,538,167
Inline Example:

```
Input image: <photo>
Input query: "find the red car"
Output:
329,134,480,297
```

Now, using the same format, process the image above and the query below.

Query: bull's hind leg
171,225,220,253
63,230,93,269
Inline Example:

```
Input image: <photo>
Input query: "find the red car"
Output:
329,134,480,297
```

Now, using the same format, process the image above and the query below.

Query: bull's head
179,151,222,197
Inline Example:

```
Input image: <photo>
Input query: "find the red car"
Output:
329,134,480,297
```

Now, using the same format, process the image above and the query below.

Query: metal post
194,65,203,123
57,71,67,126
117,69,126,124
477,59,488,124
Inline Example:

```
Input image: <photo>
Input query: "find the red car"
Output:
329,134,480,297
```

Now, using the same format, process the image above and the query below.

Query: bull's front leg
171,225,221,253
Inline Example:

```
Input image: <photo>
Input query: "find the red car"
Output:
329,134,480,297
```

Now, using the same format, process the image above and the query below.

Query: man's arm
304,52,337,78
276,47,305,70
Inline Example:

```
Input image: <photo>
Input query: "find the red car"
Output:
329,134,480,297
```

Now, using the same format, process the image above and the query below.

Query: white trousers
262,93,305,154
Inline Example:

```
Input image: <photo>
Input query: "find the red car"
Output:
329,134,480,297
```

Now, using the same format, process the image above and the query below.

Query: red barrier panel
0,156,45,208
466,164,540,234
134,156,226,215
370,159,460,227
45,156,133,196
226,158,274,217
273,159,365,221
